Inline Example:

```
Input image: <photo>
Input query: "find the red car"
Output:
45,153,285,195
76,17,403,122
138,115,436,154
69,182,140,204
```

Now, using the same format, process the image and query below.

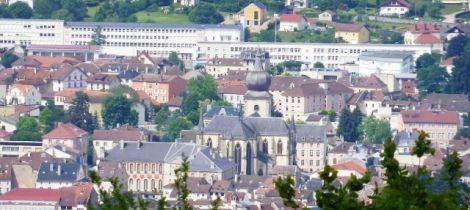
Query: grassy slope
134,11,190,23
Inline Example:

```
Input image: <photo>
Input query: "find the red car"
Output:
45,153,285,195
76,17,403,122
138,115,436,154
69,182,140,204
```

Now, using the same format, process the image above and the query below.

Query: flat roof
65,21,242,30
27,44,101,52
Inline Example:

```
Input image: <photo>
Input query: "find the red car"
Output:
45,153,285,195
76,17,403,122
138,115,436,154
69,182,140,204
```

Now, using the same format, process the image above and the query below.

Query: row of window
71,27,198,34
129,178,163,192
299,150,321,157
127,162,162,174
300,159,321,167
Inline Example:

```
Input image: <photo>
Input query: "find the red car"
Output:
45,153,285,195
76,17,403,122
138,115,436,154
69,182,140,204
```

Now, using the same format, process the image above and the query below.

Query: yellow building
334,23,369,44
242,2,268,32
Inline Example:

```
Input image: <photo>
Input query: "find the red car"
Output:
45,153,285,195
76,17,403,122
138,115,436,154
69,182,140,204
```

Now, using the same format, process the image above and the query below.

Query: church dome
246,51,271,91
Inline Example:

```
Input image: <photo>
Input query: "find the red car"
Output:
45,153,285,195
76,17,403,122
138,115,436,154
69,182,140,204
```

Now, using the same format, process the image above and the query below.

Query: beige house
318,10,337,22
295,125,327,173
204,58,247,78
397,110,460,147
103,142,236,193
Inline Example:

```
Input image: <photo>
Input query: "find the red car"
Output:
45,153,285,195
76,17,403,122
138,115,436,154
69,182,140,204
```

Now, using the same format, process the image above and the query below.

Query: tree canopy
188,4,224,24
316,133,467,210
10,116,42,141
181,74,219,125
102,95,138,129
337,108,363,142
0,52,18,68
8,2,33,18
68,91,97,133
359,116,391,144
416,66,449,98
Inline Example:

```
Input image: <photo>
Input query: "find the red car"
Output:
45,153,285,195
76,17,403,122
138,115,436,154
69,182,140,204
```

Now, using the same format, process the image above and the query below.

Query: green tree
415,53,437,70
89,171,150,210
0,4,12,18
412,131,435,166
417,66,449,97
210,196,222,210
446,52,470,96
33,0,61,18
273,175,300,209
173,154,193,210
211,100,232,107
166,117,192,141
314,61,325,68
10,116,42,141
189,4,224,24
168,52,185,71
0,52,18,68
359,116,391,144
90,26,106,46
9,2,33,18
315,165,371,210
68,91,96,133
39,100,67,133
154,106,170,130
102,95,138,128
320,109,337,122
181,74,219,125
454,127,470,139
446,35,467,58
337,108,362,142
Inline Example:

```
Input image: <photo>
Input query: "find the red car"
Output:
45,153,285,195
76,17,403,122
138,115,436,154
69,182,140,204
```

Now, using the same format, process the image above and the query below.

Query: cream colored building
295,125,327,173
397,110,461,147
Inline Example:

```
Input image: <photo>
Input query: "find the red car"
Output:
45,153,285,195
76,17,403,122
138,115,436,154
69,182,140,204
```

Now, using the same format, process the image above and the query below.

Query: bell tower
244,50,272,118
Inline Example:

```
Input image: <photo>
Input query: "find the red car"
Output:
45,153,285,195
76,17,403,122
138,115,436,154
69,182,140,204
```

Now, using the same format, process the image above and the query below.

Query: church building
197,51,328,176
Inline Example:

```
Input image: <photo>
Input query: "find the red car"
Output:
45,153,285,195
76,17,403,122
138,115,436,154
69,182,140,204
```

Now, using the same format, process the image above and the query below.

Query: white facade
6,85,41,105
0,19,243,60
0,180,11,194
279,19,307,32
222,93,244,106
52,69,87,92
379,6,409,17
197,42,432,68
285,0,310,8
357,51,414,76
173,0,199,6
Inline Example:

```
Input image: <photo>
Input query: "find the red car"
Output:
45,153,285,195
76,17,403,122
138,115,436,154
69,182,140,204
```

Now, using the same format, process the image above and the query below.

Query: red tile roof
407,23,440,33
43,123,87,139
440,56,455,66
381,0,411,8
400,110,460,124
332,161,367,175
59,182,93,207
218,84,247,95
279,14,306,22
0,188,60,202
414,33,442,44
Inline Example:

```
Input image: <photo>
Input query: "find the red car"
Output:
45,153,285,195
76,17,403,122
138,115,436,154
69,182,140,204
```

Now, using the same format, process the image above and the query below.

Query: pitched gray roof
203,107,240,120
105,142,235,173
295,124,326,142
359,50,414,62
203,116,290,138
37,162,81,182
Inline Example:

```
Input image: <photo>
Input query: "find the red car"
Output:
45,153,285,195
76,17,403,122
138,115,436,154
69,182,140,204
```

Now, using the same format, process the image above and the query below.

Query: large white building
0,19,244,59
196,42,432,68
0,19,433,67
357,50,414,76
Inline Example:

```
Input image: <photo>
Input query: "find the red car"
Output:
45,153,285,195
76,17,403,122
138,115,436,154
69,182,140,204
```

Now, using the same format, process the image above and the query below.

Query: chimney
234,174,239,182
319,82,329,90
57,164,61,176
50,163,54,172
27,152,31,157
137,140,142,150
120,140,125,150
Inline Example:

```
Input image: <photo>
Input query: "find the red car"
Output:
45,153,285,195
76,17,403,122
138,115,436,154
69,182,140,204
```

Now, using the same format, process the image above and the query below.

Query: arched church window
234,143,242,174
262,139,268,154
207,138,212,148
277,140,283,154
254,105,259,111
226,142,230,157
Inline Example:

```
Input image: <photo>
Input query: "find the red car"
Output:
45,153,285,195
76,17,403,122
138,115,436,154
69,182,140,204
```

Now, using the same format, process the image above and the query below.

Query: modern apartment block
196,42,432,68
0,19,244,59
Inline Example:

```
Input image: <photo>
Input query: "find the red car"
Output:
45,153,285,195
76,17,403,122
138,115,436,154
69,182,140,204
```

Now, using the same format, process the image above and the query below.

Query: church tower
244,50,272,118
